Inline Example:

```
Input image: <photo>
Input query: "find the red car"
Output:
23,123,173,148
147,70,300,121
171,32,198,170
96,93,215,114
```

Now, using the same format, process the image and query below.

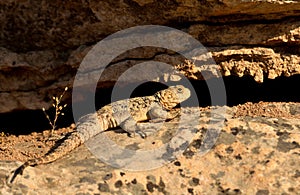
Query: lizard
7,85,191,184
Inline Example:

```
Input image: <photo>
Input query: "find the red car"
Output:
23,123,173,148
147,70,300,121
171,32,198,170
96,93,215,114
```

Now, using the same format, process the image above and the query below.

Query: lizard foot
136,130,147,139
127,130,147,139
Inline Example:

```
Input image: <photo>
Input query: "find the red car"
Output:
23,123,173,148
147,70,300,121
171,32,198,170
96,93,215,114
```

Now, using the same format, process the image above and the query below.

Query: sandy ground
0,101,298,162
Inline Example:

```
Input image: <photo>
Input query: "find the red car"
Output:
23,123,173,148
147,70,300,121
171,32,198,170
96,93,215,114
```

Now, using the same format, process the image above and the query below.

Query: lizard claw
127,132,135,138
127,130,147,139
136,130,147,139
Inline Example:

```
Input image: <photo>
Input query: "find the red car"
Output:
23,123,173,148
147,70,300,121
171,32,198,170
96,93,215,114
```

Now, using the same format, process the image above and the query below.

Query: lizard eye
177,87,183,92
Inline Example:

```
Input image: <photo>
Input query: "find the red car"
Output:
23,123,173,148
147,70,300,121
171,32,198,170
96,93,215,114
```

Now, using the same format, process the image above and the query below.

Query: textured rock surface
1,105,300,194
1,0,300,113
2,0,300,51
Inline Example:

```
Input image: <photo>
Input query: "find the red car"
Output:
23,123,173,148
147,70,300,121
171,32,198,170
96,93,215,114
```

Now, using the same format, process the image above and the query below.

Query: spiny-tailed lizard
7,85,190,184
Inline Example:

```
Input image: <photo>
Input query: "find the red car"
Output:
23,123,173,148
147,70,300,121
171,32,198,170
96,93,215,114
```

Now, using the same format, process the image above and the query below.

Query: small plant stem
42,87,68,137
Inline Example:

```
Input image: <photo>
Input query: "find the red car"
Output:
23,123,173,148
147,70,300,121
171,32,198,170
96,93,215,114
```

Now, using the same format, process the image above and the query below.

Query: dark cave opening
0,74,299,135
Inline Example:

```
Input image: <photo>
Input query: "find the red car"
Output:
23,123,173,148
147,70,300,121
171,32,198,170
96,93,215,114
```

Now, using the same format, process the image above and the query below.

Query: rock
212,47,300,83
0,0,300,113
1,106,299,194
2,0,300,51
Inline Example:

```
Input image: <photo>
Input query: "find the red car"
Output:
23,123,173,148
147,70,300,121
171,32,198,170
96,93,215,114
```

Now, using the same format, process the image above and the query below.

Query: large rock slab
1,106,299,194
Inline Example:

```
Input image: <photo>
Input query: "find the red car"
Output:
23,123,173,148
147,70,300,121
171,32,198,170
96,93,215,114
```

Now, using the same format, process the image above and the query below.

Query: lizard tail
7,131,84,184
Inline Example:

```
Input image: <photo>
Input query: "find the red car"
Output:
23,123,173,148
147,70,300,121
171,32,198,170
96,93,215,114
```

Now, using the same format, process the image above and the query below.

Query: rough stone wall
1,0,300,113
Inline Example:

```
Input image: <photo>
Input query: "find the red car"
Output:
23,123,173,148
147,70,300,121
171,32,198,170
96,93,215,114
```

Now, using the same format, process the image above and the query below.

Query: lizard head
155,85,191,110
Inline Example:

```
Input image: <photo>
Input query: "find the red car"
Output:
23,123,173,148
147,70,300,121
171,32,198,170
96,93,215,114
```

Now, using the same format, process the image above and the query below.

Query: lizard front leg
130,106,181,136
148,105,180,122
120,118,147,138
120,106,180,138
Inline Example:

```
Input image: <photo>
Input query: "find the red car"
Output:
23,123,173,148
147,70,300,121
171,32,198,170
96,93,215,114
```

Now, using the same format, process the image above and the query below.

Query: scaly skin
7,85,191,184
